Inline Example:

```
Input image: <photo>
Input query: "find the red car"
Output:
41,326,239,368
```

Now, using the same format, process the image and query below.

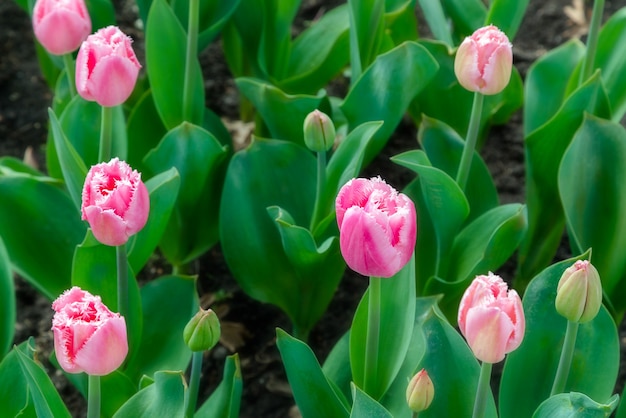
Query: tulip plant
1,0,626,417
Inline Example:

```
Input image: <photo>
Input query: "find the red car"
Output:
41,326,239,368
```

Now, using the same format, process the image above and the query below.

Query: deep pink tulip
335,177,417,278
52,287,128,376
81,158,149,246
458,273,525,363
454,25,512,95
75,26,141,107
32,0,91,55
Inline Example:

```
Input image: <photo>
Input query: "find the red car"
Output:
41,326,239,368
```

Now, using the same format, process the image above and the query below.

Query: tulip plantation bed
1,0,626,417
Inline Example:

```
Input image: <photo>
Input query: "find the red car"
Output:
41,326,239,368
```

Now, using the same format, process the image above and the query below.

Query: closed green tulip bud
183,308,221,352
555,260,602,323
303,109,335,152
406,369,434,413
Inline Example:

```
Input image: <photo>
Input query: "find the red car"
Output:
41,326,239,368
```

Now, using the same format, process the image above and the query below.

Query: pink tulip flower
458,273,525,363
32,0,91,55
81,158,149,246
75,25,141,107
52,287,128,376
454,25,512,95
335,177,417,278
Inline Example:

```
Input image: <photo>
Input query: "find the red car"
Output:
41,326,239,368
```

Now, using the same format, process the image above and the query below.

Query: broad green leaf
500,253,619,418
277,329,350,418
236,77,326,144
533,393,618,418
125,275,198,381
258,0,300,80
418,0,453,45
440,0,486,39
195,355,243,418
127,167,180,273
485,0,529,40
524,39,586,136
143,122,228,266
350,257,416,400
350,384,393,418
322,331,352,401
146,0,204,129
517,72,611,288
112,371,186,418
559,115,626,318
126,90,168,174
341,41,439,165
348,0,385,80
221,0,266,79
85,0,117,30
0,236,15,360
16,343,71,418
0,176,84,299
0,340,37,417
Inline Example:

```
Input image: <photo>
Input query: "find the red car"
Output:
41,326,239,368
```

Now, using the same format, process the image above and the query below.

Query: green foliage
533,393,618,418
112,371,186,418
0,236,15,360
195,355,243,418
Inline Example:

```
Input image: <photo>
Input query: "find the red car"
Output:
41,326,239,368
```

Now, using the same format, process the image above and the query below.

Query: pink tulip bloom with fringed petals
458,273,525,363
81,158,149,246
32,0,91,55
336,177,417,278
454,25,512,95
76,25,141,107
52,287,127,376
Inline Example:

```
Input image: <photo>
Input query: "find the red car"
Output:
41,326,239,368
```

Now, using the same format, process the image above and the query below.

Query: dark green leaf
0,236,15,360
533,393,618,418
485,0,529,40
112,371,186,418
195,355,243,418
350,384,393,418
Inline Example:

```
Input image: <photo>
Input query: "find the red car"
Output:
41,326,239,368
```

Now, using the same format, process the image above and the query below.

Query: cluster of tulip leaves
275,251,620,417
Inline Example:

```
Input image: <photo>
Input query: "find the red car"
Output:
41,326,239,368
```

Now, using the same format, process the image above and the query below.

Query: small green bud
303,109,335,152
183,308,221,352
406,369,434,413
555,260,602,323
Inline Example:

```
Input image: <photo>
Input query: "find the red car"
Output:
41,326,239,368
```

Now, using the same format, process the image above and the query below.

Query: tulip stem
472,361,492,418
551,320,579,396
62,53,76,97
456,92,484,191
116,244,128,320
579,0,605,85
98,105,114,162
185,351,203,418
310,150,327,234
364,276,382,397
87,374,101,418
182,0,199,122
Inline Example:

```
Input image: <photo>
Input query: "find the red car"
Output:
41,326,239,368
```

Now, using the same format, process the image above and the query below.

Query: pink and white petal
464,306,515,363
74,316,128,376
84,206,129,246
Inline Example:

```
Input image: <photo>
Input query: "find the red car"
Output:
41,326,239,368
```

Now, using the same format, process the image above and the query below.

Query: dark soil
2,1,626,417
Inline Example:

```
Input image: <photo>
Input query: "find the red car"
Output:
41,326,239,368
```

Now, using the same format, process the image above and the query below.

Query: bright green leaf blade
276,328,350,418
146,0,204,129
125,275,198,381
533,393,619,418
258,0,299,80
418,0,453,45
500,253,619,418
350,384,393,418
127,167,181,273
126,90,168,174
341,41,439,165
195,354,243,418
350,257,416,399
485,0,529,40
171,0,241,51
440,0,486,39
559,114,626,317
0,340,36,417
112,371,186,418
0,236,15,360
0,176,84,299
86,0,117,30
348,0,385,77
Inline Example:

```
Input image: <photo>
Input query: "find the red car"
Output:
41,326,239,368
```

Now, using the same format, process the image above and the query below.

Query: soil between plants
2,1,626,417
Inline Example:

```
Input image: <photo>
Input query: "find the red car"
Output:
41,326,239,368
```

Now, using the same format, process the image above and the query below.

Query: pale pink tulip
32,0,91,55
335,177,417,278
81,158,149,246
52,287,128,375
75,26,141,107
454,25,512,95
555,260,602,323
458,273,525,363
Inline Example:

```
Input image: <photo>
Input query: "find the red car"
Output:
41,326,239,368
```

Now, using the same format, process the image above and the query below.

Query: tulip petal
73,316,128,376
87,55,140,107
464,306,514,363
84,205,128,246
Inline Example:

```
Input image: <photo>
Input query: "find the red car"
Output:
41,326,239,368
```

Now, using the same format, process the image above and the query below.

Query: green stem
347,0,362,85
62,53,76,97
185,351,203,418
309,150,327,233
364,276,382,397
182,0,199,122
87,374,101,418
579,0,605,85
98,105,114,162
551,320,579,396
455,92,484,191
472,362,493,418
116,244,128,320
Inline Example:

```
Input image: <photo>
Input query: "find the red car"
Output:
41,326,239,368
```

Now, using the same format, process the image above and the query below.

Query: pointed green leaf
0,236,14,360
485,0,529,40
195,355,243,418
350,384,393,418
126,90,168,174
348,0,385,79
112,371,186,418
0,340,37,417
440,0,486,38
533,393,618,418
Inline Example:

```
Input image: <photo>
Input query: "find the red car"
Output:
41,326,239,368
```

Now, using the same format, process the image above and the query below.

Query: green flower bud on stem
406,369,434,414
303,109,335,152
183,308,221,352
555,260,602,323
